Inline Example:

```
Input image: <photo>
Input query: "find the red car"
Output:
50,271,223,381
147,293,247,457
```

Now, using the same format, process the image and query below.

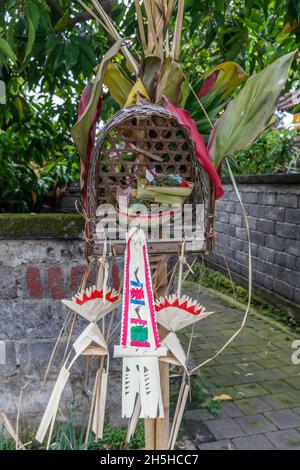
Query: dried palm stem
171,0,184,61
134,0,147,49
77,0,139,74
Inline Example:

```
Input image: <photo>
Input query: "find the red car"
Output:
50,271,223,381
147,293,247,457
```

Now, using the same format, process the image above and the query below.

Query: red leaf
198,70,220,99
163,97,224,199
77,83,102,209
78,83,93,118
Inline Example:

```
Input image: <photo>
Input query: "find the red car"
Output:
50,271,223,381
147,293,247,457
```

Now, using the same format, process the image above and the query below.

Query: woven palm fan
87,103,214,256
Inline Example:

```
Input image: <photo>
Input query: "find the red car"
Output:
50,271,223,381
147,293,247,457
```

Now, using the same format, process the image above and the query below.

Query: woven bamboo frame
86,104,215,256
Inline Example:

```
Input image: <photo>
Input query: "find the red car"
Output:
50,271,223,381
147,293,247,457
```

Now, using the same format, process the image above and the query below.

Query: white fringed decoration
114,227,167,419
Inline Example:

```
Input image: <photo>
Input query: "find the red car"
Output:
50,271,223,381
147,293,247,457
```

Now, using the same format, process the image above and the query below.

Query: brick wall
208,174,300,320
0,214,124,426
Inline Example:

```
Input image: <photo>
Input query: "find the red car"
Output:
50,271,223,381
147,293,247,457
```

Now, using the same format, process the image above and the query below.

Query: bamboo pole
155,326,169,450
144,256,169,449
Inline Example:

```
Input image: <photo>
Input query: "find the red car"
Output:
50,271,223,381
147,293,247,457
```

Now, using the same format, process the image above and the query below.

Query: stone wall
0,214,123,427
207,174,300,320
1,174,299,425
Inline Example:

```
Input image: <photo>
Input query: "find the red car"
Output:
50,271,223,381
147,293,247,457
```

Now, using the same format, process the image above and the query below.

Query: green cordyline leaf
54,9,70,32
208,51,296,168
24,1,40,62
103,62,134,108
0,37,16,63
71,38,126,159
142,55,162,101
155,58,184,106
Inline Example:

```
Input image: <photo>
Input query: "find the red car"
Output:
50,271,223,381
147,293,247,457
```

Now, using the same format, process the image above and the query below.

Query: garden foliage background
0,0,299,212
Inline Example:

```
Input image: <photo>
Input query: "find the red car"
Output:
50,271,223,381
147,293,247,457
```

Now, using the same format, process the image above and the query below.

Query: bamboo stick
134,0,147,49
155,258,169,450
155,325,169,449
171,0,184,61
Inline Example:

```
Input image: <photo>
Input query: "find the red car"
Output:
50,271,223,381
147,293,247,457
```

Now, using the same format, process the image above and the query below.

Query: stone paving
181,287,300,450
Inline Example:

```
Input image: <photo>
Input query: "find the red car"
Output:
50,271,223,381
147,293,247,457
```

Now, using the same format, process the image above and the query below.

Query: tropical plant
68,0,296,207
0,1,299,211
0,96,79,212
230,128,300,175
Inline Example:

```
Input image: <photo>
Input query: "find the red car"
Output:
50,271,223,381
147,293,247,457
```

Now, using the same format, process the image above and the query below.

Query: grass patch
188,265,300,333
187,376,221,417
0,416,144,451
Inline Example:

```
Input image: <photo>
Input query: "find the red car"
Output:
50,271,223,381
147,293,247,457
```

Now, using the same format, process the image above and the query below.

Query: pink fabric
142,244,161,348
163,97,224,199
131,340,150,347
131,318,147,326
121,235,131,347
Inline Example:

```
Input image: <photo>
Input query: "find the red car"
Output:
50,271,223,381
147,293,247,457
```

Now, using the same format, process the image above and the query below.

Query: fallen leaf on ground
213,394,233,401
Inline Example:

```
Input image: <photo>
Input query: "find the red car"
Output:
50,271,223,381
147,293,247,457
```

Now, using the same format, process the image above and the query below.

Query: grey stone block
0,299,65,340
293,407,300,417
285,208,300,223
294,288,300,304
265,409,300,429
248,205,265,218
273,280,294,300
233,414,276,435
242,192,258,204
276,222,297,239
198,440,234,450
277,194,298,208
275,252,296,270
216,212,229,223
232,434,275,450
262,392,300,410
206,418,245,439
252,257,265,273
235,397,272,415
214,221,235,237
265,234,284,251
0,266,17,299
221,202,236,213
265,429,300,449
215,233,229,247
235,227,248,241
230,238,243,251
184,409,214,422
218,402,244,418
244,216,257,230
265,206,285,221
285,239,300,256
263,379,297,394
257,219,275,235
230,214,243,226
229,191,239,202
242,241,258,257
0,341,17,377
250,230,265,246
257,246,274,263
264,262,283,279
235,251,248,266
259,193,276,206
254,272,273,290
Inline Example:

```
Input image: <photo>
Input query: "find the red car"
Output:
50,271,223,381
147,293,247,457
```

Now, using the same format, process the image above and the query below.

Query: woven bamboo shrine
33,0,294,451
87,103,214,256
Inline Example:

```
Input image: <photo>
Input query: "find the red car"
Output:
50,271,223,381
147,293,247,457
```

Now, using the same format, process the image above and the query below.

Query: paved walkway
180,285,300,450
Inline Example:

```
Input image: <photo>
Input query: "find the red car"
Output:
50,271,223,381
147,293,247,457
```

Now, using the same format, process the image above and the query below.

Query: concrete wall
208,174,300,320
0,214,123,427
